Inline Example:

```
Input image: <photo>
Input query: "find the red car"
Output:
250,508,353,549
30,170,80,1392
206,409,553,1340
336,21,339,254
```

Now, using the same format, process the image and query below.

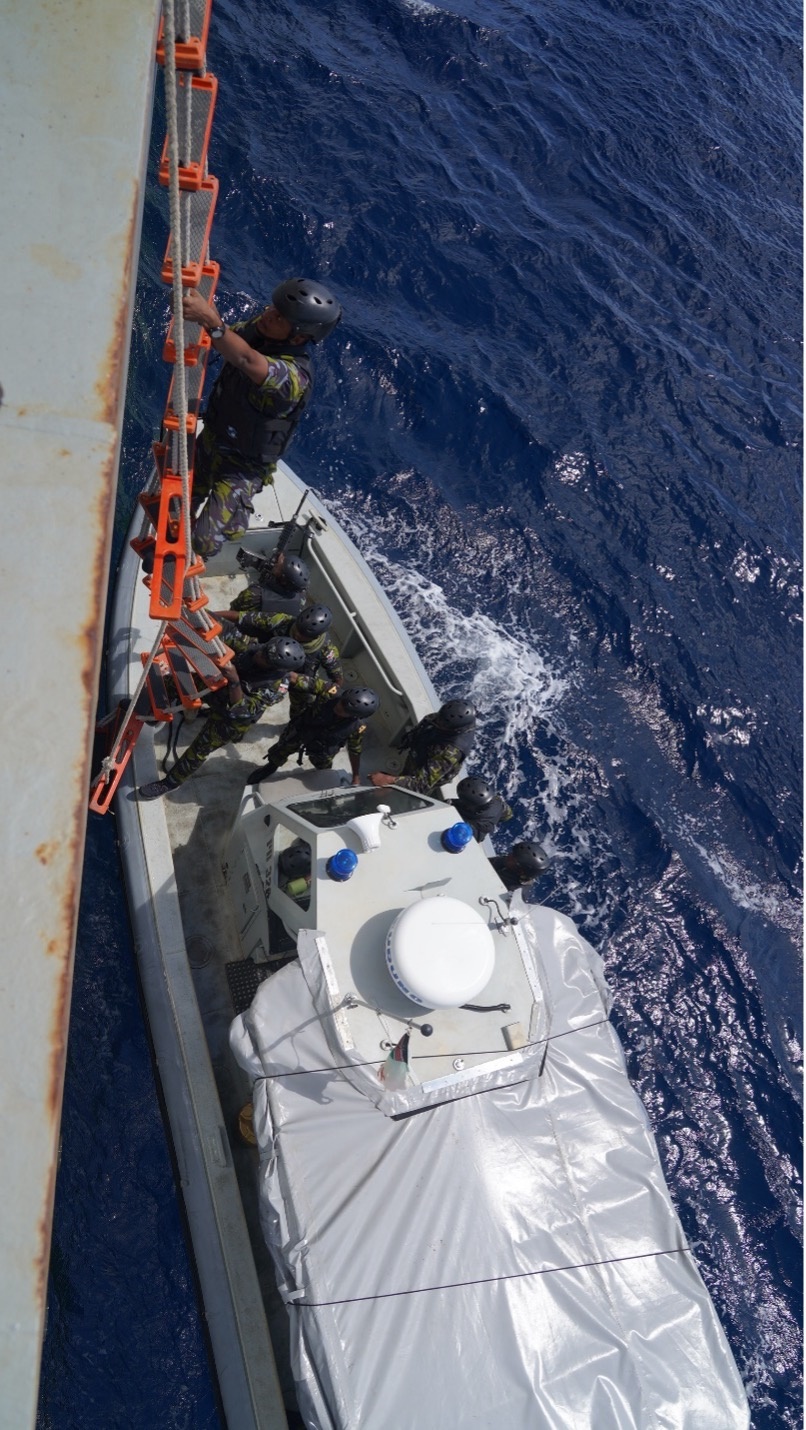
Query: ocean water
38,0,801,1426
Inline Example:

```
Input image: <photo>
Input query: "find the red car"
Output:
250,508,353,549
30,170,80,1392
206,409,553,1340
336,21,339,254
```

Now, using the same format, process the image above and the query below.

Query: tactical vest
489,855,523,891
234,648,287,694
204,317,314,465
258,585,305,617
404,715,476,767
296,697,363,761
452,793,508,841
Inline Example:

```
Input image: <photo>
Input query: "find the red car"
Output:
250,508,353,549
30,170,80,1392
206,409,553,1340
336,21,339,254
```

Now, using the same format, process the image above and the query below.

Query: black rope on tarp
255,1015,611,1081
292,1245,692,1309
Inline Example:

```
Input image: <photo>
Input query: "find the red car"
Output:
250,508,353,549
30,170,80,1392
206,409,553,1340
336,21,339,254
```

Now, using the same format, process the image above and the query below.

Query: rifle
236,488,310,585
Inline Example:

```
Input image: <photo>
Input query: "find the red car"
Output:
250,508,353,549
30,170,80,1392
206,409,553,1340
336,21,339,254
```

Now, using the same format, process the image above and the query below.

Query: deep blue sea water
38,0,801,1426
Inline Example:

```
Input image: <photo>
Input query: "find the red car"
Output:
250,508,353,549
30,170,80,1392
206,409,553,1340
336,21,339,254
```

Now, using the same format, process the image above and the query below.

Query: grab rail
305,538,406,700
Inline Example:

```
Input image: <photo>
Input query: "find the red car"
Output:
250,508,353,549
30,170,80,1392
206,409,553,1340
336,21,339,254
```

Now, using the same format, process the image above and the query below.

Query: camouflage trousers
191,428,275,559
171,694,265,783
261,724,336,773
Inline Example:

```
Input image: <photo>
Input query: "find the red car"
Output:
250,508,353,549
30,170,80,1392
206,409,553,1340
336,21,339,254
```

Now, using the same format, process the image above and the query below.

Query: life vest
204,317,314,465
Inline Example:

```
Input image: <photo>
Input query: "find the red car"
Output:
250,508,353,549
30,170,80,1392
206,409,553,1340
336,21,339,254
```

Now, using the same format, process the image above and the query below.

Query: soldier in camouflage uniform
182,279,342,560
215,551,311,626
247,685,380,787
137,637,306,799
369,700,477,797
224,603,342,718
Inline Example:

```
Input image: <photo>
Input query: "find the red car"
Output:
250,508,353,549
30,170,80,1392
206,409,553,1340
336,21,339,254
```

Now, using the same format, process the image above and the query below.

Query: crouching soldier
137,636,305,799
247,684,380,787
451,775,513,842
489,841,550,893
369,699,477,797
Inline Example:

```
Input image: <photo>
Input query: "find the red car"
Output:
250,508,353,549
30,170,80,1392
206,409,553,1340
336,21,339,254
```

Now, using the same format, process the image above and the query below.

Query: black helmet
293,603,332,640
261,636,306,673
511,841,550,878
456,776,495,812
272,277,343,343
437,699,477,732
278,840,312,880
278,553,310,592
338,686,380,717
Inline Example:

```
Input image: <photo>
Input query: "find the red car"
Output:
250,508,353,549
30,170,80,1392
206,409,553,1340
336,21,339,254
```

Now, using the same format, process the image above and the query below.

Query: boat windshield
286,786,432,829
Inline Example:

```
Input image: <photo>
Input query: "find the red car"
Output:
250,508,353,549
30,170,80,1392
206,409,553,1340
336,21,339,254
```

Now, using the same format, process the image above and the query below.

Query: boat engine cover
385,897,495,1008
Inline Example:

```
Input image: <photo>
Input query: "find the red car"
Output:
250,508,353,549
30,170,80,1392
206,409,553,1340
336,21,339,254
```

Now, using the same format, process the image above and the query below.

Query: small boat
109,459,749,1429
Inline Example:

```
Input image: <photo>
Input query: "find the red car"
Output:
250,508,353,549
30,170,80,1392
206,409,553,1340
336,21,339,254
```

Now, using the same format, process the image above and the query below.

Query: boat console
227,782,549,1115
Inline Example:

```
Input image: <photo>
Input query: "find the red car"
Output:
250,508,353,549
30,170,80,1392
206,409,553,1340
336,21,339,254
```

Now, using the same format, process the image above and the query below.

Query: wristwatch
207,323,226,339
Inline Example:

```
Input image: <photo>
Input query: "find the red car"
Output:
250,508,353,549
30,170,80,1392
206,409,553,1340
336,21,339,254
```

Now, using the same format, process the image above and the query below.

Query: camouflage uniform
234,611,342,716
228,572,306,620
260,678,366,772
169,677,290,784
394,713,476,796
192,327,311,559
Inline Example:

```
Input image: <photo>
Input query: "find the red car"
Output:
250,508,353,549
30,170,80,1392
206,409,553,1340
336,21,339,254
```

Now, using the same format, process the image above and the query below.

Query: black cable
256,1015,610,1080
293,1245,691,1309
162,709,184,773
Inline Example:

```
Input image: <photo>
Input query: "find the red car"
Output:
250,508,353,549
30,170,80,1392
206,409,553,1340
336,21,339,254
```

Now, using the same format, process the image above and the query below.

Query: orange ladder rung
160,177,219,289
140,654,175,722
155,0,212,71
158,74,218,191
163,262,219,365
148,472,190,621
166,623,228,690
163,351,207,435
89,715,144,814
161,643,204,710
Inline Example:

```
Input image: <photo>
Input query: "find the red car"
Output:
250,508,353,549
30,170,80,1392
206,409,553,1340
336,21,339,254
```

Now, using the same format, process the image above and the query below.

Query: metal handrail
305,538,406,699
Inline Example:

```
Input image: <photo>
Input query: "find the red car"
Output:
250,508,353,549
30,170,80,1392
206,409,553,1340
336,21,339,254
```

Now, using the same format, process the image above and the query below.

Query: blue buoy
326,848,359,881
441,821,473,853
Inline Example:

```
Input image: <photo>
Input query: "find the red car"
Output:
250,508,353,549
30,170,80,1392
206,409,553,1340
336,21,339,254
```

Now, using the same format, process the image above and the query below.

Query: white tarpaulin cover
230,902,749,1430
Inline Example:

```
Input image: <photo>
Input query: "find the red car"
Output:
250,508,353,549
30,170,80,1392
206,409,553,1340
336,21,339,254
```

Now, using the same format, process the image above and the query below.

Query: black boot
138,774,181,800
245,760,281,785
